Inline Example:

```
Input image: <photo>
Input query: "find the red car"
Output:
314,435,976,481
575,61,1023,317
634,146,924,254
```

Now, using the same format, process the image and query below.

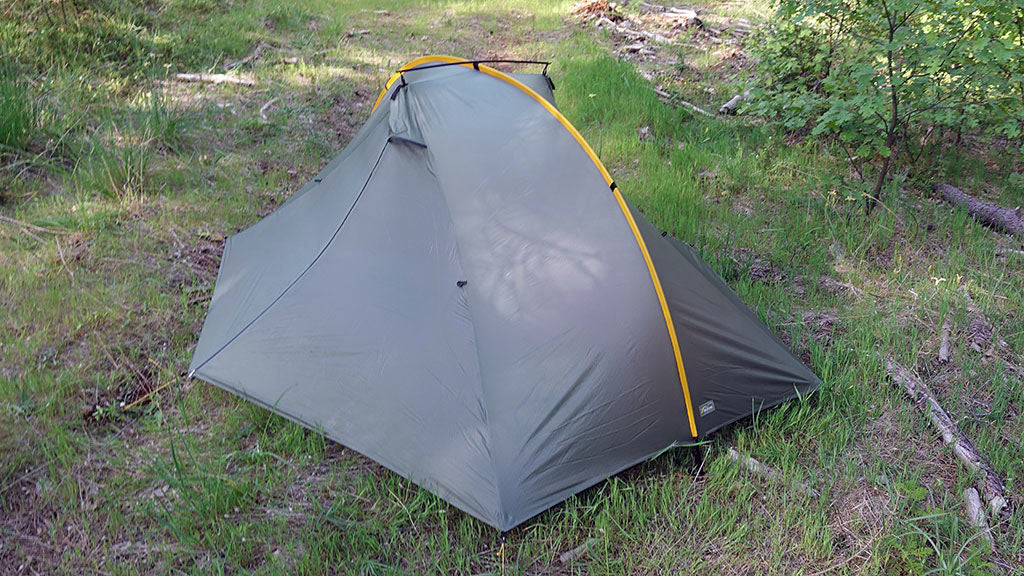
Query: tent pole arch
374,56,698,438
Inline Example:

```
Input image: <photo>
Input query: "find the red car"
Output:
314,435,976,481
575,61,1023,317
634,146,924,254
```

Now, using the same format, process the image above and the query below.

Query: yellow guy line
372,56,698,438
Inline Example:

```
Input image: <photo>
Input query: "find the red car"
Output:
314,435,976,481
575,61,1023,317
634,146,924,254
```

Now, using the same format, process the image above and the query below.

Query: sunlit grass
0,0,1021,574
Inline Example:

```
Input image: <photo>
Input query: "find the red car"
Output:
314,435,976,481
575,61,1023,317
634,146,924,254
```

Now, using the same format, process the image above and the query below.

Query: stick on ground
726,447,820,496
651,87,715,118
558,538,599,564
964,487,995,548
886,357,1008,516
938,319,952,363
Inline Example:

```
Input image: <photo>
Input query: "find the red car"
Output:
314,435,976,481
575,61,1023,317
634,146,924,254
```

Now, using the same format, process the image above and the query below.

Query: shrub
748,0,1024,213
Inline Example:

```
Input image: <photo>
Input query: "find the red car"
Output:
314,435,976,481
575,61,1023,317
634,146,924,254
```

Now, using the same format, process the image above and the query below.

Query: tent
189,56,820,531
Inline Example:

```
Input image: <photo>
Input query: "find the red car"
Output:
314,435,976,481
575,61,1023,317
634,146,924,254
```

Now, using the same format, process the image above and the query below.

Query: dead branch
719,89,750,115
558,538,599,564
963,487,995,548
934,183,1024,238
886,357,1008,516
652,87,715,118
175,73,255,86
259,97,279,122
225,42,268,70
54,237,74,281
726,447,820,496
938,319,951,363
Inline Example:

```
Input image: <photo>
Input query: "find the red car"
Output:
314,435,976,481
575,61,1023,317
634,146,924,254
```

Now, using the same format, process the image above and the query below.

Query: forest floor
1,0,1022,574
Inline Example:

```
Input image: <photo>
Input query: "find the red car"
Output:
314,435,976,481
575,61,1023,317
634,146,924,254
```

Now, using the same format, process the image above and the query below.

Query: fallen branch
726,447,820,496
719,88,750,115
964,487,995,548
885,357,1008,516
175,72,255,86
938,319,951,363
558,538,599,564
996,248,1024,257
934,183,1024,238
652,87,715,118
259,97,279,122
225,42,267,70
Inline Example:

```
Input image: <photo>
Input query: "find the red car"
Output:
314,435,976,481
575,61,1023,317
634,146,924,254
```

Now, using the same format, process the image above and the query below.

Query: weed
0,58,35,151
73,122,153,200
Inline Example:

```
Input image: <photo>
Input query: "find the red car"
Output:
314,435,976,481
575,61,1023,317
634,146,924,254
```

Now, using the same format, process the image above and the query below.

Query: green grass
1,0,1022,574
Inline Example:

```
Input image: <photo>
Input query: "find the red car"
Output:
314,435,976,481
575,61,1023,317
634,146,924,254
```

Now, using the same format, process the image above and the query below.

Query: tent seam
417,145,505,528
189,142,391,376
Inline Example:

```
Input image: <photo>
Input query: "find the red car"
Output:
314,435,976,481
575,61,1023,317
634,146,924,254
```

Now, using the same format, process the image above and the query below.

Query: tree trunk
934,183,1024,238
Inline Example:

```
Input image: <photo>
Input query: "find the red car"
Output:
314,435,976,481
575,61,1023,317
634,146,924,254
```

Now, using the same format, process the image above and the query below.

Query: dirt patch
748,257,786,284
802,309,842,346
165,232,224,291
572,1,754,105
324,87,371,146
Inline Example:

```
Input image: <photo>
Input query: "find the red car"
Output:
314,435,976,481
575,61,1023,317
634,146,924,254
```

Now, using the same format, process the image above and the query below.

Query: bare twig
225,42,268,70
719,89,750,115
652,87,715,118
259,97,279,122
0,214,54,233
54,237,74,281
726,447,820,496
558,538,599,564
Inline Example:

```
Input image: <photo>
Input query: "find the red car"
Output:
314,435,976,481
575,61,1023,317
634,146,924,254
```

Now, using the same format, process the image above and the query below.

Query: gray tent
190,56,820,531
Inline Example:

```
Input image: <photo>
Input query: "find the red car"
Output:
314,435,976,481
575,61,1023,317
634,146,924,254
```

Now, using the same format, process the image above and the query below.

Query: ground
0,0,1022,574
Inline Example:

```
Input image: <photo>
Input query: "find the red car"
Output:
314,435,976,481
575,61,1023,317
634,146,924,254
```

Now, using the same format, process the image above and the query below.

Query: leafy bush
748,0,1024,213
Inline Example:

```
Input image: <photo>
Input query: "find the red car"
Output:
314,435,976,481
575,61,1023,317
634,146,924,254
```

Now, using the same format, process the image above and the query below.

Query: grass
1,0,1022,574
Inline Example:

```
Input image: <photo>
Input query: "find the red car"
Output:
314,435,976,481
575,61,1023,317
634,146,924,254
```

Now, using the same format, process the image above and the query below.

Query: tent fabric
190,57,821,531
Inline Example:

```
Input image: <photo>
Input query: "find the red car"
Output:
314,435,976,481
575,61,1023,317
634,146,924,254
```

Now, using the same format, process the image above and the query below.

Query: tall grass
72,122,154,200
0,58,35,151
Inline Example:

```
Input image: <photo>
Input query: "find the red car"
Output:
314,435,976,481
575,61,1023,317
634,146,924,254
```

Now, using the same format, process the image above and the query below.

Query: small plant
143,90,191,153
74,122,154,200
884,512,996,576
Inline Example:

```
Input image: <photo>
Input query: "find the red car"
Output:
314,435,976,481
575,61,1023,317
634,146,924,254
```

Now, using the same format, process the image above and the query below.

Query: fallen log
886,357,1008,516
175,73,255,86
934,183,1024,238
726,447,820,496
964,487,995,548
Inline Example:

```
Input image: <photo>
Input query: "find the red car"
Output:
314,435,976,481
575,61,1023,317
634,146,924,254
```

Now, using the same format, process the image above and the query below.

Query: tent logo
699,401,715,417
